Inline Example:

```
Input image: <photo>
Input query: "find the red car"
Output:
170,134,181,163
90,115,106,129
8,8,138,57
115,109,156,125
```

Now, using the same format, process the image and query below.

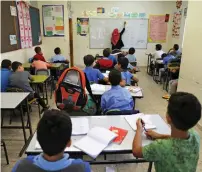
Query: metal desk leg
26,98,33,136
1,140,9,165
147,162,153,172
19,106,27,144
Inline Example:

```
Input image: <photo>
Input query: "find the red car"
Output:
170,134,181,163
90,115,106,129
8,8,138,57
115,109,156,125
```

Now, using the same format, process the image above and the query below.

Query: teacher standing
111,21,126,50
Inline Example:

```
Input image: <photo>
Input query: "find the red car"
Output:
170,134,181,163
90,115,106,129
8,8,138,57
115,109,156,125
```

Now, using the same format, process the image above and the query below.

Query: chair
1,140,9,164
105,109,140,115
130,62,137,67
35,69,55,99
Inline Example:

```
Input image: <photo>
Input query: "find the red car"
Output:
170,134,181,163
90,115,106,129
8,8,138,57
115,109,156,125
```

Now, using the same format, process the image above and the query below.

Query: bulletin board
1,1,20,53
148,15,167,43
42,5,64,37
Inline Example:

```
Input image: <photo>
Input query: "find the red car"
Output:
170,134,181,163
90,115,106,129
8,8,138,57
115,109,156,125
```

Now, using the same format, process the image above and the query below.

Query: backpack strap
15,159,86,172
84,73,99,114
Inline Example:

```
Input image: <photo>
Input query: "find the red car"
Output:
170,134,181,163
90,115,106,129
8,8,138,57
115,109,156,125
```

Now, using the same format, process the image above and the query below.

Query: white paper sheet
71,117,89,135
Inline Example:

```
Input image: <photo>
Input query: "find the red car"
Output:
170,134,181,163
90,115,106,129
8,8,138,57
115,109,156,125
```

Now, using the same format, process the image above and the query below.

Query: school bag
55,67,98,113
15,158,86,172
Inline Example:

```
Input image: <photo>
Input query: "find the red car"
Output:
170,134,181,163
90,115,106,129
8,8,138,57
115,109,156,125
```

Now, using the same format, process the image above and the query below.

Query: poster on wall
77,18,89,36
42,5,64,36
172,10,182,38
148,15,167,43
17,1,32,48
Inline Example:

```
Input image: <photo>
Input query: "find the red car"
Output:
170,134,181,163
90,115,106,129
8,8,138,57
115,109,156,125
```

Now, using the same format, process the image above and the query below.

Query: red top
34,54,46,62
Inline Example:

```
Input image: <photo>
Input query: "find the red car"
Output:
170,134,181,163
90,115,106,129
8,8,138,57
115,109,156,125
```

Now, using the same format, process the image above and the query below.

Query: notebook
126,87,142,93
125,113,156,131
71,117,89,135
74,127,117,159
109,126,128,144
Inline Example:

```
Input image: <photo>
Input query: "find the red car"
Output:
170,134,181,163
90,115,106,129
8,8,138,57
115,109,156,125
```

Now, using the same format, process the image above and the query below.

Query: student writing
132,92,201,172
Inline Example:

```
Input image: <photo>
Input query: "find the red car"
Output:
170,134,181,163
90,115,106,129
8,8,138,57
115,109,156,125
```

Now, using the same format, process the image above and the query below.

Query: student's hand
145,130,162,139
136,119,143,131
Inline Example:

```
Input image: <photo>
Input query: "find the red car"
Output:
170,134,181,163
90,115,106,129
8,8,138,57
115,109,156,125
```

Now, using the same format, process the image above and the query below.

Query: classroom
1,0,202,172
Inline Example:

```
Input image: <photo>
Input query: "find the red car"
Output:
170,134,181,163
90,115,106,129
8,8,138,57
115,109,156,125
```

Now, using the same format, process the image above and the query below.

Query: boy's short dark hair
155,44,162,51
54,47,61,55
109,69,121,86
12,61,22,72
83,55,95,66
168,92,201,131
37,109,72,156
1,59,11,69
173,44,179,51
103,48,110,57
35,46,41,54
129,47,135,55
120,57,129,70
161,53,167,59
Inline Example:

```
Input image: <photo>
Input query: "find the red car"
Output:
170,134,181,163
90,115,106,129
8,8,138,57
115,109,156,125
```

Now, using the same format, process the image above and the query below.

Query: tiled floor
1,67,202,172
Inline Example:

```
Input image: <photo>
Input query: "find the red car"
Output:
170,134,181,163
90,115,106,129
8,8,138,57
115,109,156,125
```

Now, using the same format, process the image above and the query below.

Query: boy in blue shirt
120,58,139,85
83,54,108,83
12,109,91,172
169,44,181,57
51,47,69,63
101,69,134,113
158,53,175,82
133,92,201,172
0,59,12,92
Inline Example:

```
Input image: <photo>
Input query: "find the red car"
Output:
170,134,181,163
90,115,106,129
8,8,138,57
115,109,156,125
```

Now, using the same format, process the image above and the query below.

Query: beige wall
177,1,202,127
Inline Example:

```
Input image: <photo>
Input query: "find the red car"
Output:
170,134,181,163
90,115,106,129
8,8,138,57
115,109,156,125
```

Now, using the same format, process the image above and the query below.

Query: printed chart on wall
148,15,167,43
17,1,32,48
77,18,89,36
42,5,64,36
172,10,182,38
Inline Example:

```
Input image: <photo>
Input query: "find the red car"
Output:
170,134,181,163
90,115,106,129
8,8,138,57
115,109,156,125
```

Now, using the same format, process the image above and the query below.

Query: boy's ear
166,113,171,124
66,139,72,147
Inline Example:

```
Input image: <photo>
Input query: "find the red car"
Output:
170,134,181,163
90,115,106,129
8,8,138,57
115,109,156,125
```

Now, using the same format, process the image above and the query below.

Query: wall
177,1,202,127
71,1,176,67
37,1,70,62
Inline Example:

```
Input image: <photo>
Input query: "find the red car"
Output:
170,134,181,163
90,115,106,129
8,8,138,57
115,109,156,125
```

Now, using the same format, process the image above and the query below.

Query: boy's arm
28,72,34,81
101,95,106,112
132,119,143,158
131,73,139,82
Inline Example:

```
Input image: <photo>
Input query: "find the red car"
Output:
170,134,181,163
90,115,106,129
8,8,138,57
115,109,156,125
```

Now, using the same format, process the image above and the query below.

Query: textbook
125,113,156,131
109,126,128,144
74,127,117,159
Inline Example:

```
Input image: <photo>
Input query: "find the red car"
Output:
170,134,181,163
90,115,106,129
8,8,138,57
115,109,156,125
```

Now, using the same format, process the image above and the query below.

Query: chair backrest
130,62,137,67
105,109,140,115
35,69,49,76
6,87,24,92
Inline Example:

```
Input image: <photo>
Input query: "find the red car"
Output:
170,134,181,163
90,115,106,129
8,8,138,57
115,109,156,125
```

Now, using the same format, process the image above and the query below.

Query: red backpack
55,67,97,111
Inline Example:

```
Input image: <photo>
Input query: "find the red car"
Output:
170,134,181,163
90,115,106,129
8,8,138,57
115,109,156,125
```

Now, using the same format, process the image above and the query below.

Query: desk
26,115,170,171
22,63,63,70
30,75,49,104
91,84,143,98
1,92,32,156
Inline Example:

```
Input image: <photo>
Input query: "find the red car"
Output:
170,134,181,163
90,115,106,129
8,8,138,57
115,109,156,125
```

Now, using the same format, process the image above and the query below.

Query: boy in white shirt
152,44,165,60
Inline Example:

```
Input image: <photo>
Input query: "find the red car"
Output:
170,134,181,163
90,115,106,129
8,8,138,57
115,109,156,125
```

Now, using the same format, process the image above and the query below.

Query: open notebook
91,84,106,92
125,113,156,131
74,127,117,159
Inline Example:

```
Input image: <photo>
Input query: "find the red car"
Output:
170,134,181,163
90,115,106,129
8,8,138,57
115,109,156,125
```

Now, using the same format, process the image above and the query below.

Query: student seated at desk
94,49,114,69
32,58,52,73
34,46,46,62
158,53,175,82
9,61,49,111
151,44,165,61
126,47,136,64
101,69,134,113
133,92,201,172
12,109,91,172
168,44,181,57
51,47,69,63
0,59,12,92
83,55,108,84
120,58,139,85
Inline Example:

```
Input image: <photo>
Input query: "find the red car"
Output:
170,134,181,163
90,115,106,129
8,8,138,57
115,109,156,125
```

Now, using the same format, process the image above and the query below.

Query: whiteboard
89,18,148,49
